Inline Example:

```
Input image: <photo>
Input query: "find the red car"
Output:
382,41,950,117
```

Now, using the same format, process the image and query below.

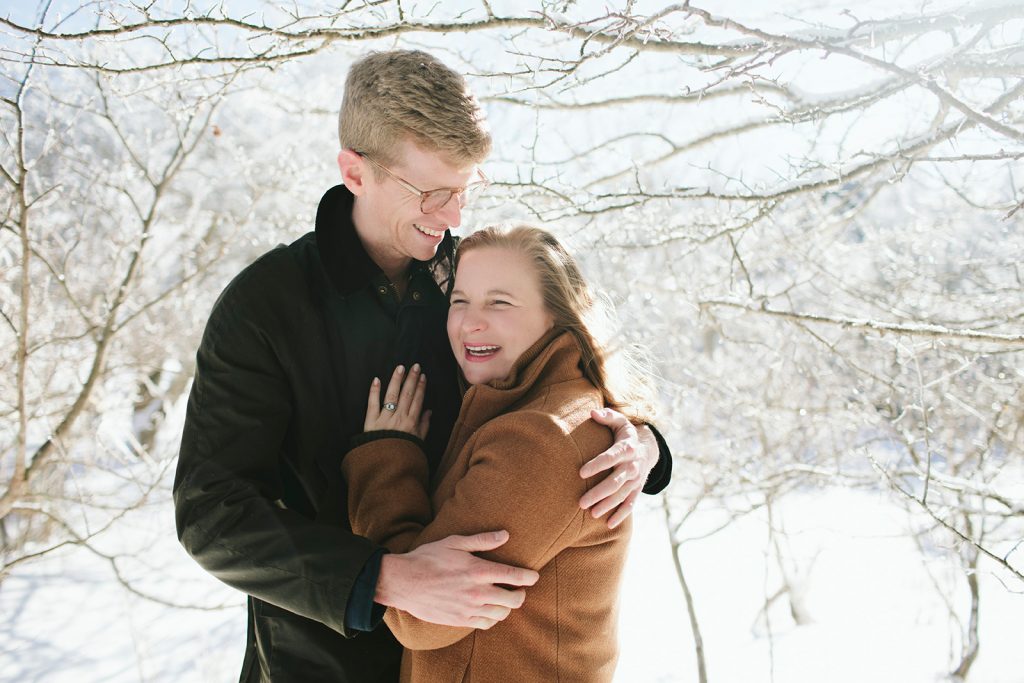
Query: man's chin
415,245,441,262
410,228,446,261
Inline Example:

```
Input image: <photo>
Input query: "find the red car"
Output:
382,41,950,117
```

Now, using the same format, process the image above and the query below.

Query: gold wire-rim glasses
357,152,490,214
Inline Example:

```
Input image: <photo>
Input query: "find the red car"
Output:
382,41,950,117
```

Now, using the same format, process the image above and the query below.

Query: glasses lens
460,182,486,208
421,189,454,214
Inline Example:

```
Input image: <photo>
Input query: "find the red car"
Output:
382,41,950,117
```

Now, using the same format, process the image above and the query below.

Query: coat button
412,291,422,301
378,286,388,296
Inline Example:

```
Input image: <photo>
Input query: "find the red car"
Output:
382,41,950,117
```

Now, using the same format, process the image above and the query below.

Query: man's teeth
415,224,444,238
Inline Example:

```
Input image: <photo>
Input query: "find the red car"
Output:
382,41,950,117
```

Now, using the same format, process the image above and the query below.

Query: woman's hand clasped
364,363,430,440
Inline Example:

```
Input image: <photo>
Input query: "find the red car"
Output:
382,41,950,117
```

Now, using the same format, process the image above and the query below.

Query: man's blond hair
339,50,491,167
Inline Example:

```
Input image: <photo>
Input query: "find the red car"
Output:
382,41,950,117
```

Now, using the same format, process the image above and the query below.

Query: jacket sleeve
173,266,378,637
341,411,611,650
641,421,673,495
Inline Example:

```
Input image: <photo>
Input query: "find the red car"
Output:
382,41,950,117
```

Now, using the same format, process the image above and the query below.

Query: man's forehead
391,139,480,179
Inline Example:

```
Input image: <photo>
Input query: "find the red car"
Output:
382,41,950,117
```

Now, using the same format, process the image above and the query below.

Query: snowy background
2,1,1023,681
3,474,1023,682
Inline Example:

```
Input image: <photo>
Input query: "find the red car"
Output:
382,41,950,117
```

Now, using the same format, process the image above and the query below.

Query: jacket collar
463,329,583,414
314,183,456,296
443,331,585,467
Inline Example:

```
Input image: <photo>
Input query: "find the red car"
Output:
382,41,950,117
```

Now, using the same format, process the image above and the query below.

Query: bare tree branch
701,300,1024,346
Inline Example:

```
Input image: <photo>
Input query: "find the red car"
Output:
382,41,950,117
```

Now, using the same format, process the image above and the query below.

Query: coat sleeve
341,410,611,650
641,421,673,494
173,263,378,637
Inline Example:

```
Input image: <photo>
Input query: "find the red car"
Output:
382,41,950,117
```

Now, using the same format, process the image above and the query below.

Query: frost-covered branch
701,300,1024,346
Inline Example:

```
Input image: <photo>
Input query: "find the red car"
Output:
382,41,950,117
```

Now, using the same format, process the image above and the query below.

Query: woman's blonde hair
455,225,657,423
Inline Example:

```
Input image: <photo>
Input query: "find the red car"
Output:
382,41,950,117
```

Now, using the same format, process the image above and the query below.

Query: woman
342,225,647,681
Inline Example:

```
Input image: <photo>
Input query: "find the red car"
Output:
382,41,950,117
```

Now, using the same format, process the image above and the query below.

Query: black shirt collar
314,184,454,297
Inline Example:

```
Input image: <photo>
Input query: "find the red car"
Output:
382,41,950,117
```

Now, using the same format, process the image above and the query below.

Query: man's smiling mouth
415,224,445,238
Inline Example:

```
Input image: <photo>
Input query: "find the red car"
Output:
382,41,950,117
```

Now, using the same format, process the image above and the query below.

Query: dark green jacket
175,185,461,681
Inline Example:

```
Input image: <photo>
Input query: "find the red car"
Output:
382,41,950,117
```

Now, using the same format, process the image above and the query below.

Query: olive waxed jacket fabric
173,185,462,682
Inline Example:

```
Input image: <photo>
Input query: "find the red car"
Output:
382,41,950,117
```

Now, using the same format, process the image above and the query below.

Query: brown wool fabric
342,330,632,682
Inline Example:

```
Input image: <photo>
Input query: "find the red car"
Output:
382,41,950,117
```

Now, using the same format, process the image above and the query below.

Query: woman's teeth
466,345,500,356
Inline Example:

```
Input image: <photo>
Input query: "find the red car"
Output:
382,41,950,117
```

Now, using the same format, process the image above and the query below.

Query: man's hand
375,531,539,630
579,408,659,529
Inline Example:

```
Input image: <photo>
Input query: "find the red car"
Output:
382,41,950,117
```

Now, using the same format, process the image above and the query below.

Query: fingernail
397,365,405,374
412,363,420,372
373,377,379,386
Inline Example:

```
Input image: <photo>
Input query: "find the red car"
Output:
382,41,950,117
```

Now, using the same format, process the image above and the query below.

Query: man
174,50,672,682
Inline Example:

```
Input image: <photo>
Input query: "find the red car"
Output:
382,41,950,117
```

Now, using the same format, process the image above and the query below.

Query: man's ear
338,149,367,196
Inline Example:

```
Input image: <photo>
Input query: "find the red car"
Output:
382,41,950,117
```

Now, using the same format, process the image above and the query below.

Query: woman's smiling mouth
464,344,501,361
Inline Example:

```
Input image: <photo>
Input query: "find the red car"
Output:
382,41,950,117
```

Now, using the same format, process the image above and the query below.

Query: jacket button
412,291,422,301
378,286,388,295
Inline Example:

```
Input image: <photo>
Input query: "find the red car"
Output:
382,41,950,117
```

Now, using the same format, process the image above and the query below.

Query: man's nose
436,195,462,228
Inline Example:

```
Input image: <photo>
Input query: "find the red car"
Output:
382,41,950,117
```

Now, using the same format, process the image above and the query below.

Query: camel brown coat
342,330,632,682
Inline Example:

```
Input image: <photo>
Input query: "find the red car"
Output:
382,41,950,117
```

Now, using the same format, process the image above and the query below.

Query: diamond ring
383,402,399,412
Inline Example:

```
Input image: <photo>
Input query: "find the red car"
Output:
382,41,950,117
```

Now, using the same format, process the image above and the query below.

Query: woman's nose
461,308,485,332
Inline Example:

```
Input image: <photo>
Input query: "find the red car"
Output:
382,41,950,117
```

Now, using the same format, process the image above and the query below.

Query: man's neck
365,245,411,289
351,195,412,288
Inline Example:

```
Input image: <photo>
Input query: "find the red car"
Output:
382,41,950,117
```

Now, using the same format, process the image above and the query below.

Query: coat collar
314,184,456,296
463,329,584,416
441,330,586,471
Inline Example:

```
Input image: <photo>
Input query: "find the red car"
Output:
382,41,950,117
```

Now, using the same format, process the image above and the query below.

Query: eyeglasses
357,152,489,214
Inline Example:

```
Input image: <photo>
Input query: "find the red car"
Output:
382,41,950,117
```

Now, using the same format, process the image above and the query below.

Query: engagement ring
383,402,398,412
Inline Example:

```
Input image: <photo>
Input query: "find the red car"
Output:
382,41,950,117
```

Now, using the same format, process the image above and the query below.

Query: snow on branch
701,300,1024,346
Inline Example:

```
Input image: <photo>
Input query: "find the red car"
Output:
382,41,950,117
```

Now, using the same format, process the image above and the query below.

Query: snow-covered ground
2,474,1022,683
617,490,1024,683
